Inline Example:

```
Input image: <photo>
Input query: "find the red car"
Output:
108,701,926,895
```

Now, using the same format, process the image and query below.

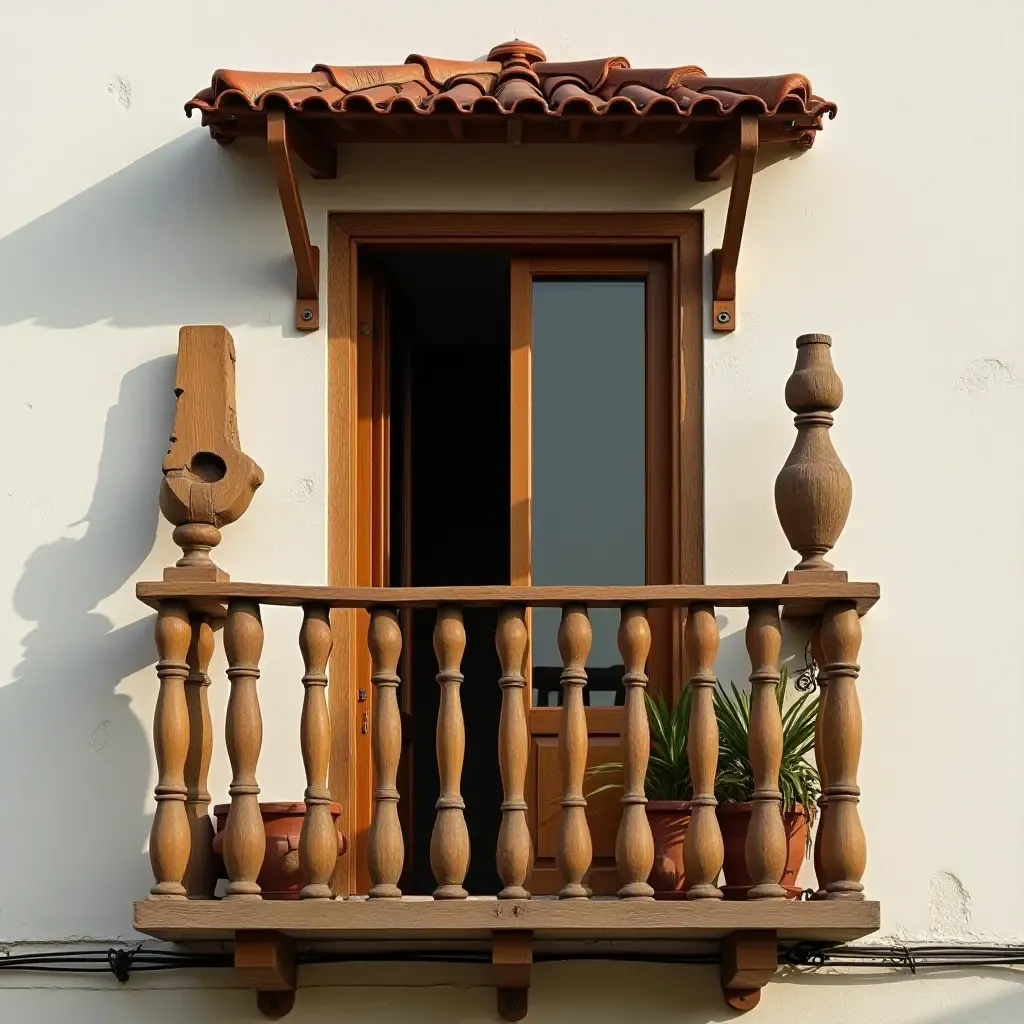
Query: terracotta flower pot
717,802,809,900
646,800,691,899
212,801,346,900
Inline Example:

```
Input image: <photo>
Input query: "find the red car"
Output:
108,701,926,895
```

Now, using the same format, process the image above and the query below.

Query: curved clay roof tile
493,78,547,112
207,69,331,106
429,81,489,112
549,81,601,114
407,55,501,89
695,74,812,109
602,66,707,97
534,57,630,93
316,64,423,93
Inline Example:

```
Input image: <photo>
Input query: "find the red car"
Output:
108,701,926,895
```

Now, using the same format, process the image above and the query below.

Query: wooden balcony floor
134,896,879,945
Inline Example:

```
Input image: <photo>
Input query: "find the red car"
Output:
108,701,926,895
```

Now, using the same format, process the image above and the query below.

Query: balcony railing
132,328,880,1018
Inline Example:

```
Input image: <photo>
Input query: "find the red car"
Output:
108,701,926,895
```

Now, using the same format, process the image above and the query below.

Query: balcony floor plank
134,896,879,944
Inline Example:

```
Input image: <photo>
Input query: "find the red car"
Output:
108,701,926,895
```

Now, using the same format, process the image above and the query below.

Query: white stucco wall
1,1,1021,1021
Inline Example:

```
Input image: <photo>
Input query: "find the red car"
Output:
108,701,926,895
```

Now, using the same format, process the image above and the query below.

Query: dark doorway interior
374,249,510,895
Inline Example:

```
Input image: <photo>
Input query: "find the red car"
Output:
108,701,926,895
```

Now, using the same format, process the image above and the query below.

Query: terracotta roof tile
186,39,836,147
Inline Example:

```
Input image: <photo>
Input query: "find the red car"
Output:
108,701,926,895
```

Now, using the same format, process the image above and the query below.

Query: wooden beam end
493,930,533,1021
720,930,777,1013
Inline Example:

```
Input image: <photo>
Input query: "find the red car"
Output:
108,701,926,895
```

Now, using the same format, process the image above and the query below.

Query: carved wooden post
819,602,865,899
556,606,592,899
496,606,532,899
774,334,852,582
160,326,264,581
183,614,217,899
367,608,404,898
810,623,830,898
298,605,336,899
149,601,191,899
744,603,787,900
223,599,265,899
431,607,470,899
616,606,655,899
683,603,723,899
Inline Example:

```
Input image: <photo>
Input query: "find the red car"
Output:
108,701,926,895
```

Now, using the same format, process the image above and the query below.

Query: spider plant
713,663,820,823
587,687,692,801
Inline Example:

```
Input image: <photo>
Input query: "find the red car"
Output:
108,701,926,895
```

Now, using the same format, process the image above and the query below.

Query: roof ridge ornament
488,39,547,85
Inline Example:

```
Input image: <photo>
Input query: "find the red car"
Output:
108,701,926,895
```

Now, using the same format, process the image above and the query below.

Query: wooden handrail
137,581,879,615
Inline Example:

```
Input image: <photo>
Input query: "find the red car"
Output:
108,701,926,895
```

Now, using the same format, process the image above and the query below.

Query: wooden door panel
526,707,625,895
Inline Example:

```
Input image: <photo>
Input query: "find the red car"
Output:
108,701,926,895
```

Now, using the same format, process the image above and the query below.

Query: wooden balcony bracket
695,114,759,333
265,110,337,332
235,931,297,1019
492,930,533,1022
720,930,778,1012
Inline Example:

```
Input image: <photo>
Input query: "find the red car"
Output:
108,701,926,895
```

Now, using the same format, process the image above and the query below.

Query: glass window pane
530,279,645,707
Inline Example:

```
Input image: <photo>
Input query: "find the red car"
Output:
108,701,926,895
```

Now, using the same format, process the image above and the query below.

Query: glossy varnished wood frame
327,213,704,895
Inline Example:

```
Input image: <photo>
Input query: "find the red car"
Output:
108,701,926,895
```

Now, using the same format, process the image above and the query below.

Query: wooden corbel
160,325,264,581
696,114,759,333
266,110,337,332
235,931,297,1019
720,930,778,1012
492,931,533,1022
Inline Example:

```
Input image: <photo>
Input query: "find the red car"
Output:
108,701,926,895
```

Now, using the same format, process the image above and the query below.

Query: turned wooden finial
160,326,264,581
774,334,852,582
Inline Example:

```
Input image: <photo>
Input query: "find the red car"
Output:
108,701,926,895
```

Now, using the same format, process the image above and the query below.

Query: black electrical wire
1,944,1022,983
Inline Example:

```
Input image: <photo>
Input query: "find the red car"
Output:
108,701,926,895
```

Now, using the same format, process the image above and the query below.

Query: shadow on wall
0,358,175,937
0,132,291,330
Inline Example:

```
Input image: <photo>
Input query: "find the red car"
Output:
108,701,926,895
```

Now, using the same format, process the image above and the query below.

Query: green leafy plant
587,688,692,801
713,663,820,823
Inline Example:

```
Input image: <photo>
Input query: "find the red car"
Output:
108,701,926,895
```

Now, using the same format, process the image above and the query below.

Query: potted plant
713,663,820,900
589,688,693,898
212,802,347,899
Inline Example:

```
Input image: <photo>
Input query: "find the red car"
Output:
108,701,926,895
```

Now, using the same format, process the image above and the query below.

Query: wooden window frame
327,213,705,896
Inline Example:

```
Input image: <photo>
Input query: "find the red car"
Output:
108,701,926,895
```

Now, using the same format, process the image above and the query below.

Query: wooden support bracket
235,931,297,1019
266,111,337,332
696,115,759,333
720,930,778,1012
492,930,533,1022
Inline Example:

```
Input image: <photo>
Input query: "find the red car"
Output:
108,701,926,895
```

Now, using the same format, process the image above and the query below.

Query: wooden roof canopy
186,40,837,332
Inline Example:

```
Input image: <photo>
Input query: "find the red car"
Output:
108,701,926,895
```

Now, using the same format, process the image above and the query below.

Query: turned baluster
774,334,852,581
183,614,217,899
683,603,723,899
496,607,532,899
299,605,336,899
744,603,787,900
811,623,830,898
223,599,265,899
367,608,404,898
556,606,592,899
616,606,655,900
149,601,191,899
819,602,865,899
431,607,470,899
